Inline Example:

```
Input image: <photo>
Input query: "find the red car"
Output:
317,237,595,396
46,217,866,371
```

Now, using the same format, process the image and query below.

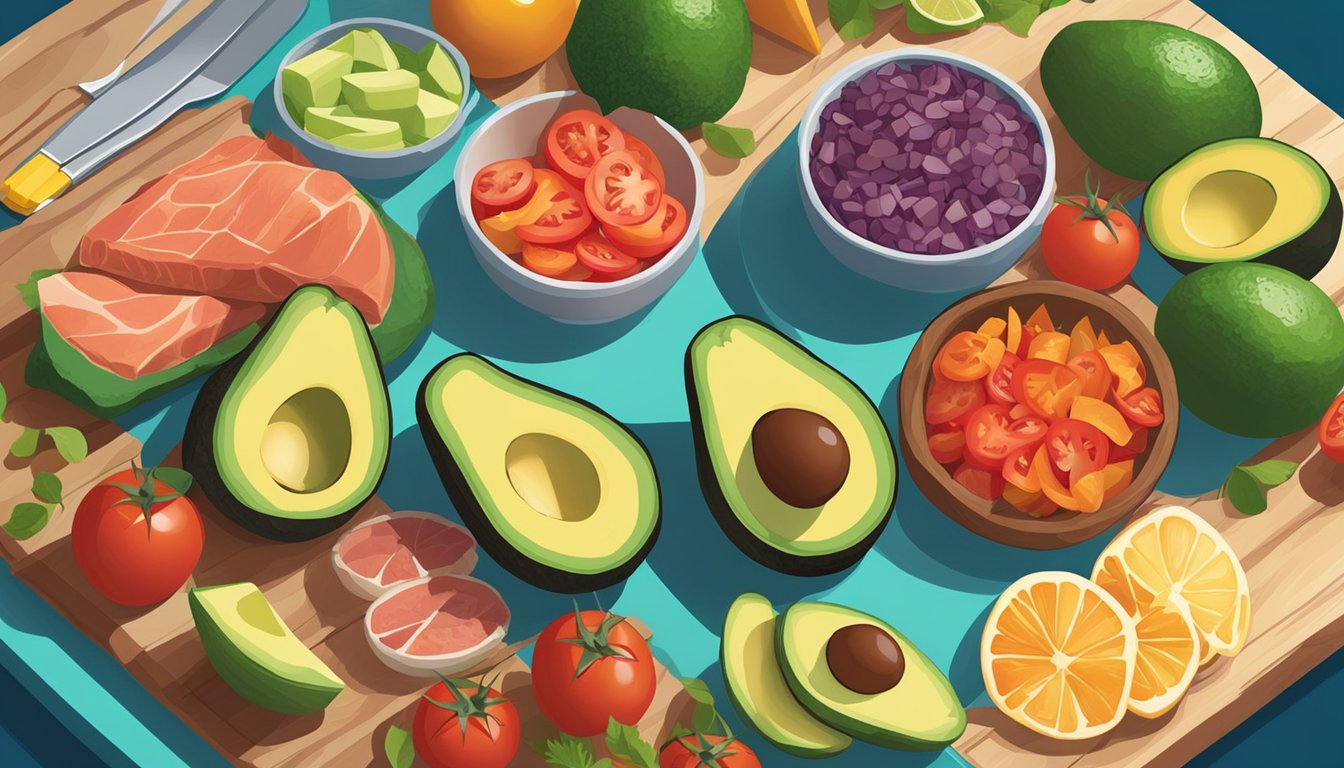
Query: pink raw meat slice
332,511,478,599
364,575,509,677
79,134,394,323
38,271,264,379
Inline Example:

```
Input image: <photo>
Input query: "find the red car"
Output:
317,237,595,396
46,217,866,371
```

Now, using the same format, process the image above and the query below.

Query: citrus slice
982,571,1137,740
907,0,985,31
1092,505,1250,657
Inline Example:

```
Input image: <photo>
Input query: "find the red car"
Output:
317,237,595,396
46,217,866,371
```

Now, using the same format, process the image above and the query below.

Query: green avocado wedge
190,582,343,714
722,594,851,758
776,602,965,751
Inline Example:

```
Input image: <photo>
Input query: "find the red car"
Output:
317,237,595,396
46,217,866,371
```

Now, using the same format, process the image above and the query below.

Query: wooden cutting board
1,0,1342,767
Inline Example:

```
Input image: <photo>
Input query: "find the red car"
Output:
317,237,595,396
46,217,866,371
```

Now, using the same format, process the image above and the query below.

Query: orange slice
982,571,1137,740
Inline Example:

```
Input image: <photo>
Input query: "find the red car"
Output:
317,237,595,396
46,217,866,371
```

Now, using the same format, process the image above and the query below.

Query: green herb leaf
16,269,62,311
701,122,756,159
150,466,193,496
44,426,87,464
829,0,875,40
10,427,40,459
4,502,51,540
1224,467,1268,515
870,0,904,9
1239,459,1298,488
981,0,1068,36
0,381,7,421
679,677,719,733
538,734,612,768
605,717,659,768
32,472,62,505
383,725,413,768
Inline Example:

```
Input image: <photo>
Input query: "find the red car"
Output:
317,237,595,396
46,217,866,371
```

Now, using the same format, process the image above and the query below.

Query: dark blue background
0,1,1339,765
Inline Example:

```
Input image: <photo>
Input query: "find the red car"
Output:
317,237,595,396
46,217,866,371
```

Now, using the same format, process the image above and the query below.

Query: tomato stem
1053,170,1133,244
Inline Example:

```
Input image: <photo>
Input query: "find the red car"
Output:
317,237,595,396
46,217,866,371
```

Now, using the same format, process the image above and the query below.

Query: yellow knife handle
3,154,71,216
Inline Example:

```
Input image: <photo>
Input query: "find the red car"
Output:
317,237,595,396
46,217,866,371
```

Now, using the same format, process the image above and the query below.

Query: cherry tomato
660,734,761,768
543,110,625,185
1112,386,1164,428
1320,393,1344,464
72,465,203,606
603,196,689,259
964,404,1049,469
521,241,578,278
925,378,986,425
1111,426,1150,462
532,608,656,737
585,150,664,227
928,427,966,465
1041,188,1140,291
575,233,639,275
1067,351,1114,401
954,463,1006,501
622,134,667,188
414,680,519,768
985,352,1021,406
1001,443,1041,493
1044,419,1110,486
516,170,594,245
936,331,1006,382
1012,359,1083,422
471,158,535,210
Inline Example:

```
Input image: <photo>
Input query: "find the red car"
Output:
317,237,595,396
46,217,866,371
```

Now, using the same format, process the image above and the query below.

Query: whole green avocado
1155,263,1344,438
1041,20,1261,180
566,0,752,131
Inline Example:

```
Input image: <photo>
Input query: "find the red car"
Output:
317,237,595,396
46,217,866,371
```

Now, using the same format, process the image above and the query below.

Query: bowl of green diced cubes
273,18,476,179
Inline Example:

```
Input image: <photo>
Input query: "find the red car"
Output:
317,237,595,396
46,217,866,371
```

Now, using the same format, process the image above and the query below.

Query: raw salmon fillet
79,134,394,323
333,512,478,599
39,272,265,379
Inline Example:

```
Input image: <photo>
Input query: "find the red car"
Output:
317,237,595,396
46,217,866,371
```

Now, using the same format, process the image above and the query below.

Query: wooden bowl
898,281,1179,549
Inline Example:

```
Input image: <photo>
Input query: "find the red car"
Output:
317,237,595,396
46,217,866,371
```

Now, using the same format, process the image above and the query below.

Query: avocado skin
683,316,896,577
182,290,390,543
566,0,752,131
1041,20,1261,180
415,354,661,594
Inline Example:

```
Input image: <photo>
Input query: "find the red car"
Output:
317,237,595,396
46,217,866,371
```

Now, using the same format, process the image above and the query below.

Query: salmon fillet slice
39,271,265,379
79,134,394,323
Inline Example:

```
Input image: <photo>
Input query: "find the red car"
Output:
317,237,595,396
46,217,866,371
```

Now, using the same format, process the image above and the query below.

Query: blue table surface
1,1,1340,766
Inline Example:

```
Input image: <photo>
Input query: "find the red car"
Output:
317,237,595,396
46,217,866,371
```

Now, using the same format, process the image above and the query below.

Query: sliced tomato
1067,350,1114,401
1019,304,1053,357
543,110,625,185
1001,443,1041,493
1033,446,1082,512
1005,307,1023,357
1101,460,1135,502
964,404,1049,470
928,428,966,465
1011,360,1082,422
472,158,535,210
1320,393,1344,464
937,332,1006,382
1003,483,1057,517
1112,385,1164,428
555,263,595,282
621,134,666,188
585,150,663,227
603,196,689,259
954,463,1005,501
1070,395,1134,446
1068,316,1100,359
574,234,639,274
1111,426,1149,462
516,170,594,245
1098,342,1146,397
1008,402,1034,421
1044,419,1110,486
984,352,1021,406
521,241,578,278
925,379,985,425
1027,331,1070,364
977,316,1007,340
1071,469,1107,513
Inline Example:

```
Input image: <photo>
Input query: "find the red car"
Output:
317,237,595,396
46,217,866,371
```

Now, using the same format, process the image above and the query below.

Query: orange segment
982,572,1137,740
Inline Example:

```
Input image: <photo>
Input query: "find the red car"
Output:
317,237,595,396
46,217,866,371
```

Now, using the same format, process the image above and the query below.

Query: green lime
907,0,986,33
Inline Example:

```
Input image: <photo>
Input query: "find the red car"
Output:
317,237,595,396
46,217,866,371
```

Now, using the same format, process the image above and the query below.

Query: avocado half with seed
416,354,660,593
685,316,897,576
1144,137,1342,279
184,286,391,542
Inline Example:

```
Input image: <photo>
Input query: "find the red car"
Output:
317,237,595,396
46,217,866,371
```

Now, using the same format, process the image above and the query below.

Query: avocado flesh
722,594,852,757
190,583,343,714
686,317,896,576
776,602,965,750
416,354,660,593
1145,138,1342,279
184,286,391,542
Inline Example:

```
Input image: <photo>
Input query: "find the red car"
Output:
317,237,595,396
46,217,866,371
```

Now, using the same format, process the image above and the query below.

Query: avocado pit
261,387,352,493
751,408,850,508
505,433,601,522
826,623,905,695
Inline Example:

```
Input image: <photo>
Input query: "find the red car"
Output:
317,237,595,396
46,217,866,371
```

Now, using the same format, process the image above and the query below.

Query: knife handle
2,153,71,216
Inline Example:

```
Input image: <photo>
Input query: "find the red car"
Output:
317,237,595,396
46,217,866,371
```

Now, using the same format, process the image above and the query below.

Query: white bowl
454,92,704,325
798,48,1056,293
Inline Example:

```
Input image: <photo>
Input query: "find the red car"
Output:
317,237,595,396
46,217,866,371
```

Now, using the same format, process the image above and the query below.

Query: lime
906,0,986,33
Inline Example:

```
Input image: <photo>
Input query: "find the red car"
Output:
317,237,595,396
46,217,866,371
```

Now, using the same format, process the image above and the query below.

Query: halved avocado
1144,137,1342,279
184,286,391,542
685,317,897,575
416,354,660,593
722,593,852,758
776,602,965,750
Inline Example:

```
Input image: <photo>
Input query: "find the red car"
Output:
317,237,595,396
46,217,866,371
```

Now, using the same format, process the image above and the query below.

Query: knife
2,0,307,217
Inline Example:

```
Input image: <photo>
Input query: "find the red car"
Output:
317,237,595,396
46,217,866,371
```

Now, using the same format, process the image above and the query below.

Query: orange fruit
430,0,579,80
982,571,1137,740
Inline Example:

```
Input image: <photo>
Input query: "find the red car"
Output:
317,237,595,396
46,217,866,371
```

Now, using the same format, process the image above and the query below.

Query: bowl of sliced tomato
898,280,1179,549
454,91,704,324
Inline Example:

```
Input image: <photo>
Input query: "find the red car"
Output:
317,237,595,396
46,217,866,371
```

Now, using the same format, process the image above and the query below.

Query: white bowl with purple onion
799,48,1056,293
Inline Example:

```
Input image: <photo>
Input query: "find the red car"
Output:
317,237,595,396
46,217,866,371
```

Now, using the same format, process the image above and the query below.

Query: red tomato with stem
72,464,203,606
1041,175,1140,290
471,158,535,210
964,404,1049,469
543,110,626,185
586,150,664,227
531,606,656,737
1319,393,1344,463
660,733,761,768
413,678,519,768
925,379,986,426
1044,419,1110,485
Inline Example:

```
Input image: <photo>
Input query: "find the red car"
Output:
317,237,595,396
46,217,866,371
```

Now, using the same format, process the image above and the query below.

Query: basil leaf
539,734,611,768
1225,467,1268,516
32,472,62,505
4,502,51,540
679,677,719,733
44,426,87,464
605,718,658,768
0,381,7,421
702,122,756,159
829,0,875,40
10,427,40,459
16,269,62,312
1239,459,1298,488
150,466,193,496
